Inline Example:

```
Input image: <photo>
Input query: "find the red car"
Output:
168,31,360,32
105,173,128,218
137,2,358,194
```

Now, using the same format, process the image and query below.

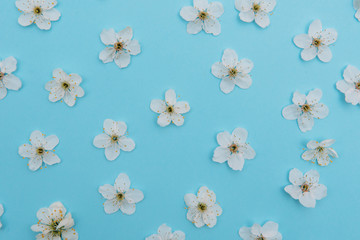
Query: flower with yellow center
239,221,282,240
235,0,277,28
302,139,338,166
0,56,22,100
337,65,360,105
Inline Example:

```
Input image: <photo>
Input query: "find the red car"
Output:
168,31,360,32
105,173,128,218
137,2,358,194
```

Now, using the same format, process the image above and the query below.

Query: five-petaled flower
293,19,337,62
302,139,338,166
211,49,254,94
239,221,282,240
184,186,222,228
18,130,61,171
145,224,185,240
150,89,190,127
180,0,224,36
282,89,329,132
15,0,61,30
99,173,144,215
213,127,256,171
93,119,135,161
235,0,276,28
0,204,3,229
0,56,22,100
45,68,85,107
31,202,78,240
284,168,327,208
336,65,360,105
99,27,141,68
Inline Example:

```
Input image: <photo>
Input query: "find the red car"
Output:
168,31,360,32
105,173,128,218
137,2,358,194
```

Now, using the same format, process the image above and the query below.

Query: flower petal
104,198,120,214
1,56,17,74
220,78,235,94
203,17,221,35
299,192,316,208
114,52,131,68
234,74,252,89
336,80,352,94
262,221,279,238
240,144,256,159
216,131,232,146
187,19,203,34
237,59,253,74
301,47,317,61
30,130,45,147
207,2,224,18
292,91,306,105
35,16,51,30
150,99,166,113
228,153,245,171
289,168,304,185
180,6,198,21
42,8,60,21
302,149,317,161
284,185,302,200
343,65,360,83
174,101,190,114
222,49,238,68
311,184,327,200
115,173,130,192
93,134,111,149
320,28,337,45
211,62,228,78
100,29,117,45
232,127,248,144
18,13,35,27
239,11,255,22
157,113,171,127
297,113,314,132
304,169,320,184
213,146,230,163
194,0,209,11
306,88,322,104
125,189,144,203
255,12,270,28
19,144,36,158
308,19,322,38
282,105,301,120
184,193,198,208
42,152,60,165
317,45,332,62
119,200,136,215
99,184,117,200
119,137,135,151
293,34,312,49
171,113,185,126
117,27,133,43
28,156,43,171
165,89,176,106
44,135,59,150
99,47,116,63
0,87,7,100
320,139,335,147
311,103,329,119
126,40,141,55
105,144,121,161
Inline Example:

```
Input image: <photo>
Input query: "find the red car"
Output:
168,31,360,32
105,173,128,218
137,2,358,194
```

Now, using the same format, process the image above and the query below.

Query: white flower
99,173,144,215
18,130,60,171
282,89,329,132
293,20,337,62
0,56,22,100
354,0,360,21
99,27,141,68
284,168,327,208
239,221,282,240
45,68,85,107
15,0,61,30
235,0,276,28
302,139,338,166
336,65,360,105
211,49,253,94
93,119,135,161
184,186,222,228
31,202,78,240
150,89,190,127
180,0,224,36
0,204,3,229
213,128,255,171
146,224,185,240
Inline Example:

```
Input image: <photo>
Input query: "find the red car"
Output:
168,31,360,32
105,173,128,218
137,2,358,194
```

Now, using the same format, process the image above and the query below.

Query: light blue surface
0,0,360,239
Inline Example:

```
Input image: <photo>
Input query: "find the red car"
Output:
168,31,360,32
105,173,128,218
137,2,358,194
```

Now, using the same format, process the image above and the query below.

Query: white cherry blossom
93,119,135,161
184,186,222,228
18,130,60,171
150,89,190,127
45,68,84,107
302,139,338,166
99,27,141,68
0,56,22,100
213,127,255,171
146,224,185,240
282,89,329,132
0,204,3,229
293,20,337,62
99,173,144,215
180,0,224,36
239,221,282,240
284,168,327,208
235,0,276,28
31,202,78,239
211,49,253,94
15,0,61,30
336,65,360,105
354,0,360,21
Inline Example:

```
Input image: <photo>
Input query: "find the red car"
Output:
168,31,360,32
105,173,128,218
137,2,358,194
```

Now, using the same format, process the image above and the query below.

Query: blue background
0,0,359,239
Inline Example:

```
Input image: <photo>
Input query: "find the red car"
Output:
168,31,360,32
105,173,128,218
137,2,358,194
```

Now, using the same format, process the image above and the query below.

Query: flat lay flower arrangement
0,0,359,239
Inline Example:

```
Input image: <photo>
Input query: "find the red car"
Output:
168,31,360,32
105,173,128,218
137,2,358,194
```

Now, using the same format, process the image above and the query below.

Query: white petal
234,74,252,89
308,19,322,38
317,45,332,62
356,9,360,21
301,47,317,61
117,121,127,136
115,173,130,192
35,16,51,30
28,156,43,171
30,130,45,147
317,153,330,166
150,99,166,113
345,89,360,105
172,230,185,240
336,80,352,94
0,204,3,216
237,59,253,74
302,149,317,161
255,12,270,28
297,113,314,132
93,134,111,149
125,189,144,203
42,8,60,21
39,0,58,10
306,88,322,104
44,135,59,150
104,198,120,214
119,200,136,215
165,89,177,106
327,148,338,158
312,103,329,119
63,92,76,107
284,185,302,200
68,73,82,85
0,87,7,100
105,144,121,161
15,0,34,12
293,34,312,49
216,131,232,146
261,0,276,12
18,13,35,26
251,223,262,236
213,147,230,163
42,152,60,165
239,11,255,22
171,113,185,126
99,47,116,63
220,78,235,93
222,49,238,68
292,91,306,105
119,137,135,151
100,29,117,45
174,101,190,114
19,144,36,158
114,52,131,68
211,62,228,78
180,6,198,21
282,105,301,120
320,28,337,45
158,224,172,236
289,168,304,185
198,186,216,205
207,2,224,18
203,17,221,36
306,140,319,150
117,27,133,43
1,56,17,74
228,153,245,171
61,229,78,240
99,184,117,200
262,221,279,238
304,169,320,184
194,0,209,11
203,211,217,227
343,65,360,83
103,119,119,136
157,113,171,127
239,226,252,240
299,192,316,208
187,19,203,34
311,184,327,200
240,144,256,159
232,127,248,144
126,40,141,55
320,139,335,147
184,193,198,207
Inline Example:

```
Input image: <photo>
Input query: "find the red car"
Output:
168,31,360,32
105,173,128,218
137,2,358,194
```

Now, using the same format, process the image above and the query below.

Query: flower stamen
253,3,261,12
300,183,310,193
111,135,119,143
312,38,322,48
198,11,208,20
301,104,311,113
36,147,45,155
33,6,42,15
228,68,238,78
61,82,70,90
114,42,124,51
0,72,4,80
316,146,324,153
197,202,207,212
166,106,174,113
256,236,265,240
355,82,360,90
117,193,124,201
229,143,239,154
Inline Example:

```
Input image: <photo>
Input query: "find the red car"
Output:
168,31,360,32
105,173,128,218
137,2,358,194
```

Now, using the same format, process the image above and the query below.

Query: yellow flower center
166,106,174,113
36,147,45,155
253,4,261,12
300,183,310,193
117,193,124,201
61,82,70,90
229,143,239,154
33,6,42,15
312,38,322,47
114,42,124,51
198,11,208,20
355,82,360,90
228,68,238,78
301,104,311,113
111,135,119,143
316,146,324,153
197,203,207,212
